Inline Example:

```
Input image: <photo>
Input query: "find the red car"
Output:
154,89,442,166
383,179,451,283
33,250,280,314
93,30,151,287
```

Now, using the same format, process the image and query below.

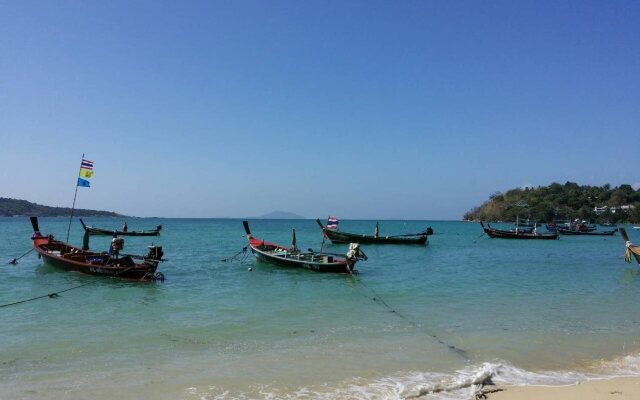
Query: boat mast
66,153,84,243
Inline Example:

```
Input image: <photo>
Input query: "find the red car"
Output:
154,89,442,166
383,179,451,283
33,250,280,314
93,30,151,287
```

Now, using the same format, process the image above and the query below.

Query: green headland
0,197,124,217
464,182,640,223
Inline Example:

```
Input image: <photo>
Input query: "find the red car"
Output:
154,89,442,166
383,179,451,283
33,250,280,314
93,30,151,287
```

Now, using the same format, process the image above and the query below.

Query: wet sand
487,377,640,400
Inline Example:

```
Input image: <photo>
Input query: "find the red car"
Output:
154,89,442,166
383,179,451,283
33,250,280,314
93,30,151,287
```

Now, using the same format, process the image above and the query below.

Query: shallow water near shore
1,217,640,399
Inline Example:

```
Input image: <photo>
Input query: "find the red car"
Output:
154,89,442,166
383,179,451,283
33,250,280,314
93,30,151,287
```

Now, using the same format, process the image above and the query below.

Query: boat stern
345,243,367,273
30,216,48,245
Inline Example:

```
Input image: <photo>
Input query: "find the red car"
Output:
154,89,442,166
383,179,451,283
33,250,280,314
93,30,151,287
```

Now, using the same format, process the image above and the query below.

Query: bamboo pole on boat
66,154,84,243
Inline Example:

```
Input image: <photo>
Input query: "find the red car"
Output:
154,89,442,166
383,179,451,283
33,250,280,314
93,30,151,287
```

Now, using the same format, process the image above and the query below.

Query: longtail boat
243,221,366,273
480,222,558,240
31,217,165,281
546,221,596,233
79,218,162,236
620,228,640,265
557,227,617,236
316,219,432,245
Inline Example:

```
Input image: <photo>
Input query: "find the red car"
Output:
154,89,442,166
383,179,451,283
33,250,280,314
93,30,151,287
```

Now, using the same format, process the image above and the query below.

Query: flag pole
66,153,84,243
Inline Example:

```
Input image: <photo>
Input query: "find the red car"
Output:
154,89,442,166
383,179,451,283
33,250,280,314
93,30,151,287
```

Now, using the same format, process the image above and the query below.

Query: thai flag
81,159,94,170
327,216,339,230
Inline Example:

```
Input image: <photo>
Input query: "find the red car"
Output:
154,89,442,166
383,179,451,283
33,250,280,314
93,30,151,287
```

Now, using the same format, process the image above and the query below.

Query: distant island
464,182,640,223
0,197,125,217
250,210,306,219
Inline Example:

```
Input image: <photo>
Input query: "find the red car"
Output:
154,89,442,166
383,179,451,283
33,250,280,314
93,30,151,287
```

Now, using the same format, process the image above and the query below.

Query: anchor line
0,264,147,309
221,246,248,262
354,278,471,361
7,248,35,264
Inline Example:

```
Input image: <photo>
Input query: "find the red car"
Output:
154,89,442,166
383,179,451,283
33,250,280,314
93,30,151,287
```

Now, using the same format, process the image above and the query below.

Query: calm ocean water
2,217,640,399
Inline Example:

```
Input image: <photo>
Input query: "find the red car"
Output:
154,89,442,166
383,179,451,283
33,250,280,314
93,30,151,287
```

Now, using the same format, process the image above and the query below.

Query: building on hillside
594,206,608,215
611,205,635,214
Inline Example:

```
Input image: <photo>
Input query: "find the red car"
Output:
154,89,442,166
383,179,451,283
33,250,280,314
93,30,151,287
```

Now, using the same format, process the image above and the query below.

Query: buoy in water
248,267,253,272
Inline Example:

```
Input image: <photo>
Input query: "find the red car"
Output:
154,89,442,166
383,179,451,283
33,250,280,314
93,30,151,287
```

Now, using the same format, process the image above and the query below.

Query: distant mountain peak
252,210,305,219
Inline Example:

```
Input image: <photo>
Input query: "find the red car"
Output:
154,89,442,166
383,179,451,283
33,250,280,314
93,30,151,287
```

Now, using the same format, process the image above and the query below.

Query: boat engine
146,245,164,261
111,238,124,251
111,238,124,256
347,243,367,261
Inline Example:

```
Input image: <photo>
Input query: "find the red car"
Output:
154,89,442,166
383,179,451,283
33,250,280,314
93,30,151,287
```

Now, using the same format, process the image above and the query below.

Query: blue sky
1,0,638,219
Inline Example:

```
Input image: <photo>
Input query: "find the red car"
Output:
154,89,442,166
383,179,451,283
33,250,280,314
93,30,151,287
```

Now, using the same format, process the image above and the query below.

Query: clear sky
1,0,638,219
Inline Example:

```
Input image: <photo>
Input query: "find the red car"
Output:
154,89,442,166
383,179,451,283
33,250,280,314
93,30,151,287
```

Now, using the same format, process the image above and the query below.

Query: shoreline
485,377,640,400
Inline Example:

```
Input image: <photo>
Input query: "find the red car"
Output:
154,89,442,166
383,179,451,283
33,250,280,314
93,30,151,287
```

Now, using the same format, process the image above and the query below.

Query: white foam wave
188,353,640,400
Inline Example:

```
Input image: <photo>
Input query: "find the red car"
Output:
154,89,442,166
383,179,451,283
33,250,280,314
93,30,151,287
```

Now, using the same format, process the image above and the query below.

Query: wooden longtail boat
243,221,366,273
546,222,596,233
620,228,640,265
557,227,617,236
31,217,165,281
79,218,162,236
316,219,432,245
480,222,559,240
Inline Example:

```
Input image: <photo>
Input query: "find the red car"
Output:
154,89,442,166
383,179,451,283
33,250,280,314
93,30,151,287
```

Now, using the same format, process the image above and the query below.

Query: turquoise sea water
2,217,640,399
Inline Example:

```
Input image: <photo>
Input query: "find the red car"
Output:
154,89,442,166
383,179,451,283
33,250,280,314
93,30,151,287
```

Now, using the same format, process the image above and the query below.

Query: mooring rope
354,278,471,361
0,282,93,308
7,248,35,264
220,246,248,262
0,263,151,309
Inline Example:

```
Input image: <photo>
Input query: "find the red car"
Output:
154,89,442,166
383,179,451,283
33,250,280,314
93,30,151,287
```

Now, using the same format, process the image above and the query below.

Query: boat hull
316,219,431,245
79,219,161,236
481,223,558,240
33,235,159,281
620,228,640,264
558,229,616,236
251,247,352,273
85,229,160,237
324,229,428,245
242,221,361,273
39,252,157,280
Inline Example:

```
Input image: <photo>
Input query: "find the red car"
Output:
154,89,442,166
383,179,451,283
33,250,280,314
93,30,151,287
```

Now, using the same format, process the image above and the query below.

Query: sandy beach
487,377,640,400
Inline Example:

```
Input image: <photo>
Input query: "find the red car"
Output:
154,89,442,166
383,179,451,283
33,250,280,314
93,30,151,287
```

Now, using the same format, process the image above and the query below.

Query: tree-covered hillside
0,197,124,217
464,182,640,223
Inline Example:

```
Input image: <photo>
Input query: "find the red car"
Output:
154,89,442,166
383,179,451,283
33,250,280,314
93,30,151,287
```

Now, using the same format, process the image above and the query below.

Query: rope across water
0,264,152,309
0,282,93,308
220,246,248,262
7,247,35,264
354,277,472,361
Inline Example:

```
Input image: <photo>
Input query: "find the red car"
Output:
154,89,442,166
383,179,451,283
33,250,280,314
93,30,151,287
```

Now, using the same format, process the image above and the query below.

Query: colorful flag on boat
327,216,339,230
77,178,91,187
77,158,94,187
81,159,94,170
